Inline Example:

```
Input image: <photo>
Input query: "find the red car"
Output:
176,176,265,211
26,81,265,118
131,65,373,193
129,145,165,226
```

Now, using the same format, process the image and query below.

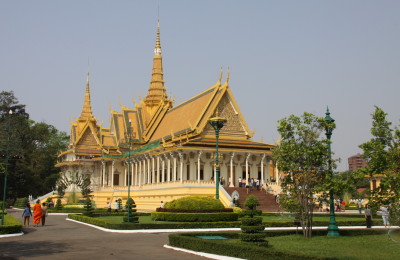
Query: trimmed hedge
165,196,224,210
151,212,238,222
156,208,233,213
168,233,328,260
0,214,23,234
13,198,28,209
68,214,240,229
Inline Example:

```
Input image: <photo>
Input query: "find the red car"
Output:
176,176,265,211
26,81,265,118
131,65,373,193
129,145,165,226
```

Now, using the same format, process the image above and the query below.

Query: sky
1,1,399,171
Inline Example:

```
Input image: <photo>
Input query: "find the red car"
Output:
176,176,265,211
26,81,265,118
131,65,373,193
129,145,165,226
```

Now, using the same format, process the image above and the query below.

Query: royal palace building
55,22,278,210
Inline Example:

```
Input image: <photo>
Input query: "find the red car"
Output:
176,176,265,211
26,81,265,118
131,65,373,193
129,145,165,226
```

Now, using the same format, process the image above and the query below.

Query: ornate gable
202,93,248,139
76,126,100,149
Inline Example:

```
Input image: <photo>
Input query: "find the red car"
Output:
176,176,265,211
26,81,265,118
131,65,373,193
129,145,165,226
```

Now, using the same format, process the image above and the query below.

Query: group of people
22,200,48,227
238,177,263,194
364,204,390,228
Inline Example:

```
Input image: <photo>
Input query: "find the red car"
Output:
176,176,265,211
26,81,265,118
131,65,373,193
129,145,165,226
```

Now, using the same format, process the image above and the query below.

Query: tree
0,91,68,201
273,112,333,238
359,106,400,218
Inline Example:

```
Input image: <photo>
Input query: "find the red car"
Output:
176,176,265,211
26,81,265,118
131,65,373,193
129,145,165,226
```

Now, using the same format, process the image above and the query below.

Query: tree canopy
273,112,334,238
359,106,400,222
0,91,68,202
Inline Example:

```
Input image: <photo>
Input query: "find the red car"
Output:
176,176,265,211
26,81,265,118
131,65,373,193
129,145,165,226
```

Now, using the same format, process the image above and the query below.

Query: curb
164,244,244,260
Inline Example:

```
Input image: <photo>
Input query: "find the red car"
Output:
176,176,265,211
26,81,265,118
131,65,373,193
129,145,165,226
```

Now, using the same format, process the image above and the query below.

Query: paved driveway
0,209,203,260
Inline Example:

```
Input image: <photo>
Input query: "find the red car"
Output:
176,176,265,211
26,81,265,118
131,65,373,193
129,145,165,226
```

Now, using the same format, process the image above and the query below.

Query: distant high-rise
348,153,368,171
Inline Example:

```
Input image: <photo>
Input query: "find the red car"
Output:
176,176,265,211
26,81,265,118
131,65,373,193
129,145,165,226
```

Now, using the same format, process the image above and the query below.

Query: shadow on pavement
0,240,67,258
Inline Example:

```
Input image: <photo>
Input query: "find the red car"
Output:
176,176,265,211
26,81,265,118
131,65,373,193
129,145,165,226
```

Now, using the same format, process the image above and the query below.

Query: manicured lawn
265,232,400,259
170,231,400,260
96,214,379,225
262,214,381,223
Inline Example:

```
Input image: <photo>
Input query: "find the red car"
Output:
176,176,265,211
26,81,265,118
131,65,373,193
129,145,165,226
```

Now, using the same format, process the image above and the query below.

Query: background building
348,153,368,171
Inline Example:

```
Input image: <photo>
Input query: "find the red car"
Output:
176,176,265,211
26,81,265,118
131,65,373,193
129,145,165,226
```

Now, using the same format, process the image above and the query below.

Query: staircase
224,187,280,212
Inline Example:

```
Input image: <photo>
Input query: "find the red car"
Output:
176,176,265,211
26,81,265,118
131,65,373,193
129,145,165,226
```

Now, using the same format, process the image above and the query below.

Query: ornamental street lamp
208,111,227,200
1,110,13,225
325,107,340,236
124,119,133,223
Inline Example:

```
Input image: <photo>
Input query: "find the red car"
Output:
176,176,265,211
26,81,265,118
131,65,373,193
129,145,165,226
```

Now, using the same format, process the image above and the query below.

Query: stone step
224,187,280,212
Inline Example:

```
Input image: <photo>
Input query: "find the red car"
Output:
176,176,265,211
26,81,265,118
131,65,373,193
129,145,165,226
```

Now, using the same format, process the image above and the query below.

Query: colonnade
98,151,274,188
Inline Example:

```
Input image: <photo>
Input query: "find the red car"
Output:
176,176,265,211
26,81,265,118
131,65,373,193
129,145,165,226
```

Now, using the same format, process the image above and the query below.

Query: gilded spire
79,71,95,121
144,20,168,107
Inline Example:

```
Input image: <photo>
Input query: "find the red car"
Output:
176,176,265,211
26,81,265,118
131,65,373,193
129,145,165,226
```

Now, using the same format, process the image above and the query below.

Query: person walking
365,205,372,228
113,200,119,212
22,203,32,226
41,202,48,226
32,200,42,227
107,202,111,213
380,205,390,228
357,200,363,214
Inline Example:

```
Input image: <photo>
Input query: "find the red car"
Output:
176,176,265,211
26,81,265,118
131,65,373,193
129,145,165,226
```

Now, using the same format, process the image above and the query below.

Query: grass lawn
264,232,400,259
262,214,380,223
170,231,400,260
95,214,377,226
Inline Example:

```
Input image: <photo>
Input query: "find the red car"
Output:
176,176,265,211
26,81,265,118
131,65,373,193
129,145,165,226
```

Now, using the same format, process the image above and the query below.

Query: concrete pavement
0,209,203,260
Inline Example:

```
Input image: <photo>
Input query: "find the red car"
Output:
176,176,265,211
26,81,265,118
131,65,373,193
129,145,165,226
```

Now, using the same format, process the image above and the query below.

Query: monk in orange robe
33,200,42,227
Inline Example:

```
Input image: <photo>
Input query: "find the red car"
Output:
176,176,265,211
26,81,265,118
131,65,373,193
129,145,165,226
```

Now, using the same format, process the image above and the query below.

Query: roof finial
226,67,230,84
79,71,95,121
155,19,161,54
218,67,223,84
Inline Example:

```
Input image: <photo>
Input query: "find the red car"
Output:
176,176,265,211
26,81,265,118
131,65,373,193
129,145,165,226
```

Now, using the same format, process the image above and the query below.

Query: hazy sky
1,1,399,171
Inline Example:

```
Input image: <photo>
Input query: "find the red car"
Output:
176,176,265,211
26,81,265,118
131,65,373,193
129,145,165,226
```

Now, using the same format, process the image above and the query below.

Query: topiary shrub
165,196,224,210
240,195,267,246
83,198,94,217
55,198,63,210
123,198,139,223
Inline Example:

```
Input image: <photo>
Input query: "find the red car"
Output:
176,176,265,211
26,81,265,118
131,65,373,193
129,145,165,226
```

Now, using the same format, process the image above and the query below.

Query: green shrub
244,195,260,210
55,198,63,210
241,216,262,226
165,196,224,210
123,198,139,223
68,214,240,229
0,214,23,234
13,198,28,209
83,198,94,217
151,212,238,222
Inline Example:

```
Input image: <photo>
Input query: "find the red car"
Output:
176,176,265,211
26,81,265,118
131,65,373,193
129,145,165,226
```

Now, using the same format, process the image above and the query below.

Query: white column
179,152,183,183
134,160,138,186
197,151,202,183
167,154,171,182
261,154,266,185
229,152,235,187
245,153,250,186
138,159,142,186
157,156,160,183
111,160,115,187
161,155,165,182
266,158,270,182
101,161,106,187
173,154,177,182
152,156,155,184
147,156,151,184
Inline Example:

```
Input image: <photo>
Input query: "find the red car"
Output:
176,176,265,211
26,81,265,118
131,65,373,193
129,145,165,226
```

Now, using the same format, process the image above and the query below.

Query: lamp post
325,107,340,236
208,111,227,199
125,119,133,223
1,110,12,225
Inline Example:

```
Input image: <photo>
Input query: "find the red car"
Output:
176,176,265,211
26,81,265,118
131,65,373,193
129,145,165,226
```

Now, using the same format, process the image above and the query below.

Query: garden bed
168,230,400,260
0,214,23,235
